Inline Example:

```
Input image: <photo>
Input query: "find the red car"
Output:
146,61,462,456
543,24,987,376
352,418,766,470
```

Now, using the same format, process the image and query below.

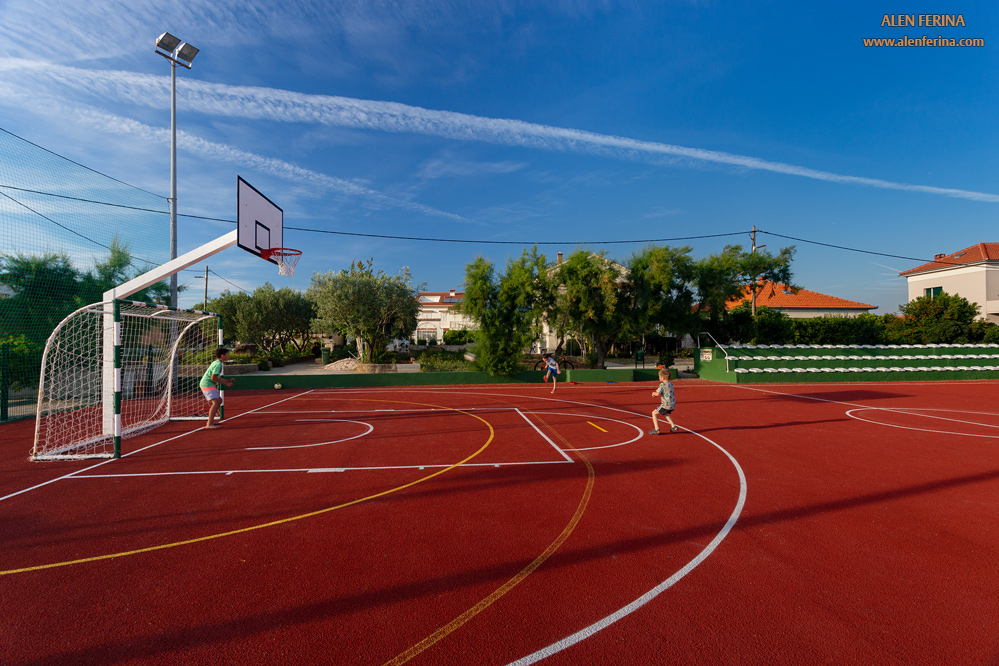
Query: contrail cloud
3,59,999,204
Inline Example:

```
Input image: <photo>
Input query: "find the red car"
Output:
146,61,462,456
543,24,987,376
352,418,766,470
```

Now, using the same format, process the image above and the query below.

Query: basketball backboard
237,176,283,265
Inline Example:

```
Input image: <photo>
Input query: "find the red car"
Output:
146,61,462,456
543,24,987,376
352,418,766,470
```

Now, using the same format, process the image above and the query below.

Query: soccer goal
31,300,222,461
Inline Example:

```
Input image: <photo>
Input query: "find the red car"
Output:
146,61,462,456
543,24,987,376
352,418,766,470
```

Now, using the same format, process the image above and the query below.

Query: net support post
218,317,225,421
113,300,122,459
0,342,9,422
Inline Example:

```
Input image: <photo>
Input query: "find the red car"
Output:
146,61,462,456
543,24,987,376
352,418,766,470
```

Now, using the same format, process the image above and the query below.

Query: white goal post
31,300,223,460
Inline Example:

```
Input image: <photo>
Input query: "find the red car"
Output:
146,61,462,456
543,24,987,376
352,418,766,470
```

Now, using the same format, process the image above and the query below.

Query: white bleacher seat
749,368,764,373
792,367,808,373
734,368,749,373
764,368,779,373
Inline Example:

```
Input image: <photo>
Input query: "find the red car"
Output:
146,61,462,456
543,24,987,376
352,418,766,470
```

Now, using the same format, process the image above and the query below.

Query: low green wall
229,366,674,391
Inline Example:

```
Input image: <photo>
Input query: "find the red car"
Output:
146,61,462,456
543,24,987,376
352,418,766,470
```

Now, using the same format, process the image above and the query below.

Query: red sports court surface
2,380,999,665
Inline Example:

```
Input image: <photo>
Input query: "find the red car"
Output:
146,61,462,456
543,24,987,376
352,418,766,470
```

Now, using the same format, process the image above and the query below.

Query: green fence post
0,342,9,422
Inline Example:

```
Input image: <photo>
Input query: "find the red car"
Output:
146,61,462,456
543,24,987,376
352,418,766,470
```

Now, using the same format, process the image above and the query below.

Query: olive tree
308,260,419,363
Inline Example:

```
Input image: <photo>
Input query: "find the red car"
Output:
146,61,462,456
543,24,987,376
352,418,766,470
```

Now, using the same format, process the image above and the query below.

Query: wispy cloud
0,72,465,221
417,155,527,179
3,59,997,204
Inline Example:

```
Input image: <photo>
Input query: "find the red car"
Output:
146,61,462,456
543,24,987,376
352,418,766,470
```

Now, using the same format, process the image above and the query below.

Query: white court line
506,423,747,665
0,390,315,503
846,408,999,439
245,419,374,450
847,407,999,429
71,460,572,478
731,383,999,426
516,409,573,462
526,412,644,451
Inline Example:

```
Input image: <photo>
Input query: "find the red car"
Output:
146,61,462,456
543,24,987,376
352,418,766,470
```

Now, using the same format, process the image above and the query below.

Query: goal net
31,300,222,460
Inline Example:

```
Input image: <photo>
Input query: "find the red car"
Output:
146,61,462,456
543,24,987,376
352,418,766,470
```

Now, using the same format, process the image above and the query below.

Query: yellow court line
587,421,608,433
1,400,494,577
385,411,595,665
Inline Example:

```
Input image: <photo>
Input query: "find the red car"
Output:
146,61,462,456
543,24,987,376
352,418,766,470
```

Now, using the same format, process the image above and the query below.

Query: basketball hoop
261,248,302,276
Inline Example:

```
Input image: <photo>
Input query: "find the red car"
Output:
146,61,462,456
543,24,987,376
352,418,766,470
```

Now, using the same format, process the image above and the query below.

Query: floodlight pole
155,32,198,308
170,59,178,308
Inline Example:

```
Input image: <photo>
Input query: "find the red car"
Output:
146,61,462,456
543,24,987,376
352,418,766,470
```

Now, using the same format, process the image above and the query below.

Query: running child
200,347,235,429
649,368,679,435
543,353,559,393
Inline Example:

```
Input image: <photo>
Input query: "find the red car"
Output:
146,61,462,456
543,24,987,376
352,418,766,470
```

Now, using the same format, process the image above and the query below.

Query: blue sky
1,1,997,314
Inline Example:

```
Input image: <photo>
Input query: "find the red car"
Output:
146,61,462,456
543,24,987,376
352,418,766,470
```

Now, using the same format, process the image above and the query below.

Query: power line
2,176,952,268
759,231,948,266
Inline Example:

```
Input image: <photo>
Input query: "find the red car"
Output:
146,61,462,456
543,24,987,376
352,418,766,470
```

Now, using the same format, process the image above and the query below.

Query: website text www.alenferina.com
864,14,984,47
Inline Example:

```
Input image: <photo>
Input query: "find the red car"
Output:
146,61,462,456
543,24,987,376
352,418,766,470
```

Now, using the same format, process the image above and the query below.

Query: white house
415,289,476,343
899,243,999,322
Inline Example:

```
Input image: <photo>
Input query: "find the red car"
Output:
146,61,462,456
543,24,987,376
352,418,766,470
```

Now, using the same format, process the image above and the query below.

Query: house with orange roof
726,281,876,318
415,288,475,343
899,243,999,322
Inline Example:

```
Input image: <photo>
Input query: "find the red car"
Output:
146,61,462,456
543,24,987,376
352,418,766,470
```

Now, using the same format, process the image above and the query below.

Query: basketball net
261,248,302,276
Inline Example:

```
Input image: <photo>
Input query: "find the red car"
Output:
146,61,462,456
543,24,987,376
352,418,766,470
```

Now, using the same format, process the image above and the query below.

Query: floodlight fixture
176,43,199,66
155,32,181,54
155,32,199,69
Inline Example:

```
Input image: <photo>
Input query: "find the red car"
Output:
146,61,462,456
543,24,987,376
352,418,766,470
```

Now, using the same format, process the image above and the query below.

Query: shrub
417,348,475,372
443,329,474,345
0,335,43,390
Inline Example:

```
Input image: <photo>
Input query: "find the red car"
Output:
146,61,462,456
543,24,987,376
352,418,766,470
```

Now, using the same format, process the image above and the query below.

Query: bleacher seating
699,343,999,382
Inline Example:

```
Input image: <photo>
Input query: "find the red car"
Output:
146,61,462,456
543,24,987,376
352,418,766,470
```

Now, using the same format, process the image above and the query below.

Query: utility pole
750,226,766,316
203,266,208,308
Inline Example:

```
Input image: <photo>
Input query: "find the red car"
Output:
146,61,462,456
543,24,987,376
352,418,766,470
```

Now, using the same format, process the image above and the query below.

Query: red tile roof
725,281,875,311
417,291,464,309
899,243,999,276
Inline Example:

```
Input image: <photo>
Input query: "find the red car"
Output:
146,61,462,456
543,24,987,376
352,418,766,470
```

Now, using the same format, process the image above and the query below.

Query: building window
924,286,942,299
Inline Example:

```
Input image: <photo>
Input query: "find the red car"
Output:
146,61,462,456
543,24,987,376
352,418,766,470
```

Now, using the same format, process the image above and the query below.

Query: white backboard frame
237,176,283,265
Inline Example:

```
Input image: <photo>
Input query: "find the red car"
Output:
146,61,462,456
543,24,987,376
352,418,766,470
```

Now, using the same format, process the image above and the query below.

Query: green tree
461,248,552,376
78,237,175,305
626,245,698,345
205,291,254,346
693,247,742,338
308,260,420,363
694,244,796,341
0,252,84,343
898,291,980,343
739,245,796,316
249,283,317,353
555,250,628,369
